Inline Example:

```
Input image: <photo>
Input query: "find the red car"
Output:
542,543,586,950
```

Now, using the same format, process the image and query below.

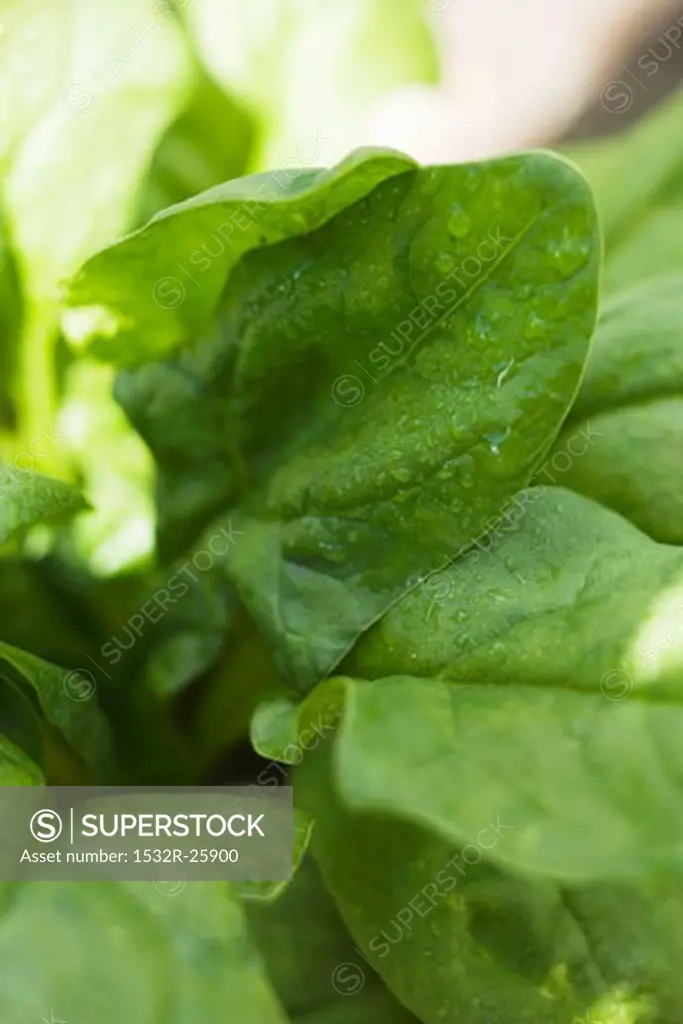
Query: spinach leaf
9,7,683,1023
297,741,672,1024
66,148,415,364
247,855,420,1023
0,467,87,545
603,206,683,294
294,489,683,880
0,562,90,666
553,274,683,543
348,487,683,699
552,399,683,545
236,809,314,905
0,881,287,1023
0,641,113,779
570,273,683,420
324,673,683,881
68,149,599,688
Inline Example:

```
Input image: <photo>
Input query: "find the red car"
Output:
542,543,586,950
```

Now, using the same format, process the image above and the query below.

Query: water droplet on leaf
447,204,471,239
549,234,591,275
524,313,546,339
484,426,511,456
437,253,456,275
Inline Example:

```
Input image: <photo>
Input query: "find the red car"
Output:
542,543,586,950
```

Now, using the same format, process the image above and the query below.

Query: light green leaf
0,0,190,296
0,216,22,432
55,359,156,576
567,86,683,295
0,0,191,443
570,273,683,420
237,809,314,904
554,398,683,545
71,150,599,689
0,881,287,1023
296,743,658,1024
329,674,683,882
185,0,437,169
0,467,87,544
250,682,343,767
567,83,683,250
556,274,683,543
139,60,255,221
251,698,302,762
603,206,683,294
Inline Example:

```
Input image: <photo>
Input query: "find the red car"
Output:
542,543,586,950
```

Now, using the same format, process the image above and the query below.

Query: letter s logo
30,809,63,842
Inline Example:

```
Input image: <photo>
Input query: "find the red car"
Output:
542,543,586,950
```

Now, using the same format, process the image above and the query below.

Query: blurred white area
189,0,677,166
362,0,676,161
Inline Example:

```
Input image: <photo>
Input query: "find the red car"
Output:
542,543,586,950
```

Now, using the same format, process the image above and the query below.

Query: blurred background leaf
184,0,438,168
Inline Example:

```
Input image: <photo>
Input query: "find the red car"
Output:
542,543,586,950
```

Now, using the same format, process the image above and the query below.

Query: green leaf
0,559,92,665
0,215,22,432
0,881,287,1023
139,61,255,221
248,856,420,1023
324,489,683,880
188,599,288,771
251,698,302,761
71,150,599,688
54,358,156,576
296,742,658,1024
328,674,683,882
556,274,683,543
602,206,683,294
0,467,87,544
0,0,191,445
217,146,598,689
237,809,314,904
567,83,683,249
567,86,683,295
0,0,190,294
66,148,415,365
250,680,344,767
0,733,43,784
570,273,683,421
348,486,683,697
185,0,437,169
0,641,113,777
552,399,683,545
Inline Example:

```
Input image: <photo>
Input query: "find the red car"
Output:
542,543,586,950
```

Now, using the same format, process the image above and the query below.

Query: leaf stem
15,304,63,475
